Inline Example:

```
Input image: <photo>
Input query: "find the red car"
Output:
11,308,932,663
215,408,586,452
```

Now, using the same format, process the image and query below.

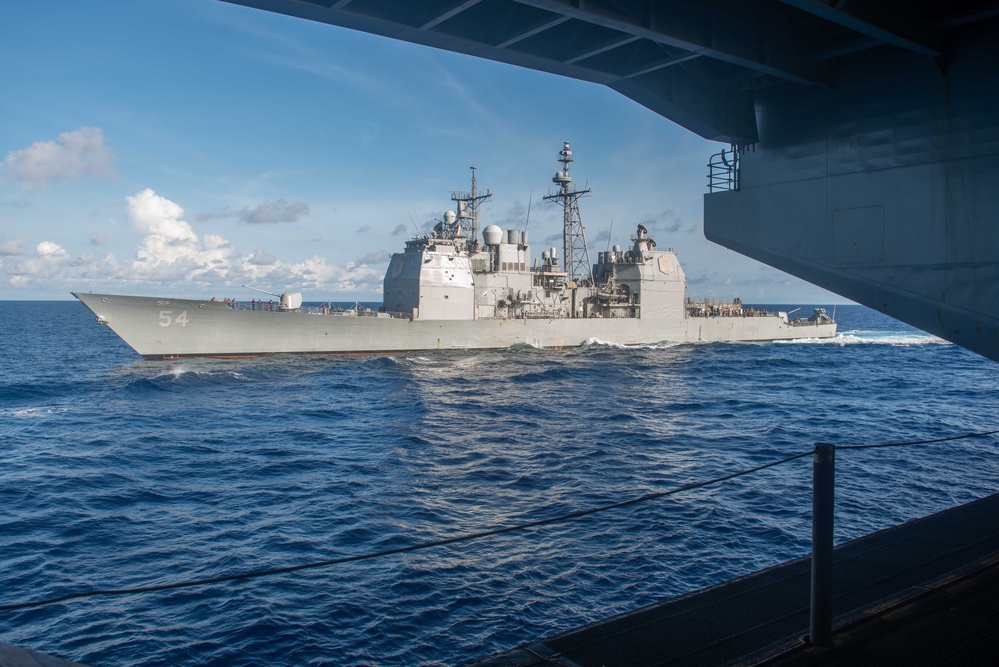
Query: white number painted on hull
158,310,189,327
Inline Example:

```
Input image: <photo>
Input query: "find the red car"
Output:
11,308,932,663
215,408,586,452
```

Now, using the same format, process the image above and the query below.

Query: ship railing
379,309,416,320
231,302,409,319
790,316,835,326
707,145,741,192
10,429,998,654
234,300,283,312
686,307,774,318
302,305,406,319
685,297,762,318
523,310,570,320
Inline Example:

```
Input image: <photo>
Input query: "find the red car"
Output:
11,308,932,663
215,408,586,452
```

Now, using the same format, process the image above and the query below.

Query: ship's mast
543,141,592,285
451,165,492,245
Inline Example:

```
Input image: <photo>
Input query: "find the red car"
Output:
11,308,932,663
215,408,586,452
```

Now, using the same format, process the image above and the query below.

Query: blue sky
0,0,844,303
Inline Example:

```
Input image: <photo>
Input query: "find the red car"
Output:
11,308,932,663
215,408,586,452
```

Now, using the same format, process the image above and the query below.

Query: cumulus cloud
643,209,698,235
2,127,114,190
90,232,107,246
541,231,562,247
128,189,196,242
247,248,277,266
196,200,310,224
391,224,408,236
3,188,381,295
0,235,26,256
240,199,309,224
36,241,68,258
7,241,71,287
589,228,611,247
194,199,309,225
357,250,390,265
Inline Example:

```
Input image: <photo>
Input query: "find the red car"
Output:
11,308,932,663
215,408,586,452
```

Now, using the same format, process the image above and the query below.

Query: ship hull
73,292,837,360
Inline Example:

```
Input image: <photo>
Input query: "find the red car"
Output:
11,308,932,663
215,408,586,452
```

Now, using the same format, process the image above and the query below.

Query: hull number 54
159,310,189,327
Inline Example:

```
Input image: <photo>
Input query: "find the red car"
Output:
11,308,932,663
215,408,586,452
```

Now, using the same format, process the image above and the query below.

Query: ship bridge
222,0,999,361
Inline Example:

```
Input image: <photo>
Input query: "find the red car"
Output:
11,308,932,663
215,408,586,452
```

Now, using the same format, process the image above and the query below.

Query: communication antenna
409,212,427,237
451,165,492,244
543,141,592,284
525,190,533,233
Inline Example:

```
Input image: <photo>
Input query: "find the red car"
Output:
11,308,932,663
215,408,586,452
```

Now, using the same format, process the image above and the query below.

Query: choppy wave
0,406,69,419
1,302,996,667
119,368,252,393
581,336,679,349
508,341,543,351
776,330,948,346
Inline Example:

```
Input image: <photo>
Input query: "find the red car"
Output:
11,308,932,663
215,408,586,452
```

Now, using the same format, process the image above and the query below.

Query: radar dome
444,210,456,224
483,225,503,246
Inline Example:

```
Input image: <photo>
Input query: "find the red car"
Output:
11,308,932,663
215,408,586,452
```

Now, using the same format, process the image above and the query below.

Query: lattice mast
451,165,492,246
544,141,592,284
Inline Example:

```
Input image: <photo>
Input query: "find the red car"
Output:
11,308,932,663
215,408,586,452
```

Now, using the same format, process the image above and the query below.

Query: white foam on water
405,356,438,365
775,331,949,346
3,406,67,418
582,337,679,350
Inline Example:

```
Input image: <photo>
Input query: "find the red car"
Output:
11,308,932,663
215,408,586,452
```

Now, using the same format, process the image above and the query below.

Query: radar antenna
543,141,592,285
451,165,492,245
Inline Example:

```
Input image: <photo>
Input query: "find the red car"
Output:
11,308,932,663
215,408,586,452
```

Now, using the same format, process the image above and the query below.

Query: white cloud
124,189,219,284
247,248,277,266
3,188,380,296
7,241,71,286
36,241,68,258
642,209,698,235
0,235,26,256
358,250,390,264
2,127,114,190
195,199,310,224
241,199,309,224
127,188,194,240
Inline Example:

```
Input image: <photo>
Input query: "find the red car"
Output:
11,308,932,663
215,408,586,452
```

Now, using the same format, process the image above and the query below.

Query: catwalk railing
707,147,741,192
3,429,998,648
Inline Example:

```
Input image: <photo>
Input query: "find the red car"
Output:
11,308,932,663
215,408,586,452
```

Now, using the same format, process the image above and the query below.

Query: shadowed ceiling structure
222,0,999,361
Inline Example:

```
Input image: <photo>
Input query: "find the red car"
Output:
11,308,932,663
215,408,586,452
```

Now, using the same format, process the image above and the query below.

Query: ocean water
1,301,997,666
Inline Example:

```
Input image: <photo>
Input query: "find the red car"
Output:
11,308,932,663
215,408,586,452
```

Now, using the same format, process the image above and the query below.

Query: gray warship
74,142,836,359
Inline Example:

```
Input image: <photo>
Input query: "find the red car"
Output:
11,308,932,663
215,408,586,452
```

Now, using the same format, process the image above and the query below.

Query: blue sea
1,301,997,666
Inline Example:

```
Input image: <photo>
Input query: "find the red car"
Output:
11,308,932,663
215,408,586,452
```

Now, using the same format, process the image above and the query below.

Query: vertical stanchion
810,442,835,646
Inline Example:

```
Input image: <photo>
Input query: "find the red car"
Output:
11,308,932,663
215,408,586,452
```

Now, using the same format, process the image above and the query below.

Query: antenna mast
543,141,592,284
451,165,492,245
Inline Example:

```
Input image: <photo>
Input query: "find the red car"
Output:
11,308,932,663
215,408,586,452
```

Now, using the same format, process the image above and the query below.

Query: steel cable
0,450,811,612
2,428,996,613
836,428,999,450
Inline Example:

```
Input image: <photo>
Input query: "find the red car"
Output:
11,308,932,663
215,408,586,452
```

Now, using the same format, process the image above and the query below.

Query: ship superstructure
383,142,690,325
74,143,836,359
544,140,592,286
